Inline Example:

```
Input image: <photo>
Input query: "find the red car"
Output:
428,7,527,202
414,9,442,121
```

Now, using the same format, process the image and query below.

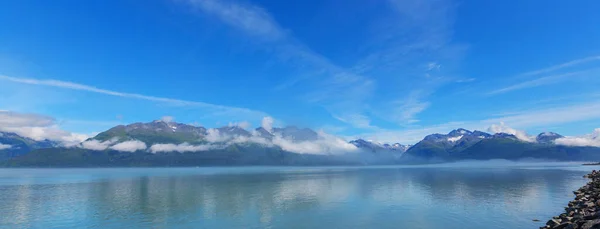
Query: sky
1,0,600,145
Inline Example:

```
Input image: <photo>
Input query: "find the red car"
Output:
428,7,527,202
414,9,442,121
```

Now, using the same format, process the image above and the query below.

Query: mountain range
0,131,58,160
1,120,599,167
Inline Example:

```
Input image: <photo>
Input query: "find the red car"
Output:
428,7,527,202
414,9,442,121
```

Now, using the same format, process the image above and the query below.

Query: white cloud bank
555,128,600,147
261,116,274,132
0,111,89,146
0,75,267,120
148,117,358,155
76,116,357,155
205,128,225,142
228,121,251,129
150,143,216,153
272,131,357,154
109,140,147,152
487,122,535,142
0,143,11,150
81,138,118,151
161,116,174,123
81,138,147,152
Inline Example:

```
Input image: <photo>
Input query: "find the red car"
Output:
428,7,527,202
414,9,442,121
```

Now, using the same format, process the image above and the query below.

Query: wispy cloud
185,0,345,79
487,71,586,95
349,0,463,126
0,75,267,118
455,78,475,83
184,0,376,129
332,114,378,130
184,0,461,129
186,0,285,41
518,55,600,77
387,91,432,125
354,0,460,74
488,56,600,95
484,100,600,128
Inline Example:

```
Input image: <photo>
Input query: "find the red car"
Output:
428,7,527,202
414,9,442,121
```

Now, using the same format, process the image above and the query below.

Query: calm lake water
0,163,594,229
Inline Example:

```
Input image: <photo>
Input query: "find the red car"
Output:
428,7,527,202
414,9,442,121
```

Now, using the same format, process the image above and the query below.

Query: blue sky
1,0,600,144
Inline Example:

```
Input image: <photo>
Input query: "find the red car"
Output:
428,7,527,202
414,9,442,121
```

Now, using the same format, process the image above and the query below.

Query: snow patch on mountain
447,135,463,143
140,117,358,155
349,139,410,152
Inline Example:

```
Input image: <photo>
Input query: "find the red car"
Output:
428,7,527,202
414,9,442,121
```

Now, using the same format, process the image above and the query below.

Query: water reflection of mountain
0,167,589,228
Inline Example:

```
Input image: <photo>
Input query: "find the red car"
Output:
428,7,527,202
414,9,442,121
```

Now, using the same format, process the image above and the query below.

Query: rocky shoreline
541,170,600,229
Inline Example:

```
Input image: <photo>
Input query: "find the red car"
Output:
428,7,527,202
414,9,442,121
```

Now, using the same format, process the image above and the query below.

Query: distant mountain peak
254,127,274,140
536,132,563,144
216,126,251,137
0,131,59,159
448,128,472,137
492,133,519,140
91,120,208,144
272,126,319,142
349,139,410,153
539,132,560,137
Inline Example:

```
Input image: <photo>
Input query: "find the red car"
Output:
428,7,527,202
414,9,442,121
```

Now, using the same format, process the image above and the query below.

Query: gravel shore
541,170,600,229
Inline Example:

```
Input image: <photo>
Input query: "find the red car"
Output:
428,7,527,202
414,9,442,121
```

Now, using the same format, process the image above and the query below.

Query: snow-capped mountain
217,126,252,137
84,119,334,154
536,132,564,144
401,128,518,161
6,122,600,167
422,128,493,146
349,139,410,153
272,126,319,142
254,127,274,140
492,133,520,141
0,131,59,159
91,119,208,144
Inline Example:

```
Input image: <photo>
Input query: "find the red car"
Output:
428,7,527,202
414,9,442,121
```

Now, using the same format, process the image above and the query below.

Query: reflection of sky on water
0,164,592,229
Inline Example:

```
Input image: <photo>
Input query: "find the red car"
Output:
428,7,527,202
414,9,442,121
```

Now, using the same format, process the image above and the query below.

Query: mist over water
0,164,594,229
